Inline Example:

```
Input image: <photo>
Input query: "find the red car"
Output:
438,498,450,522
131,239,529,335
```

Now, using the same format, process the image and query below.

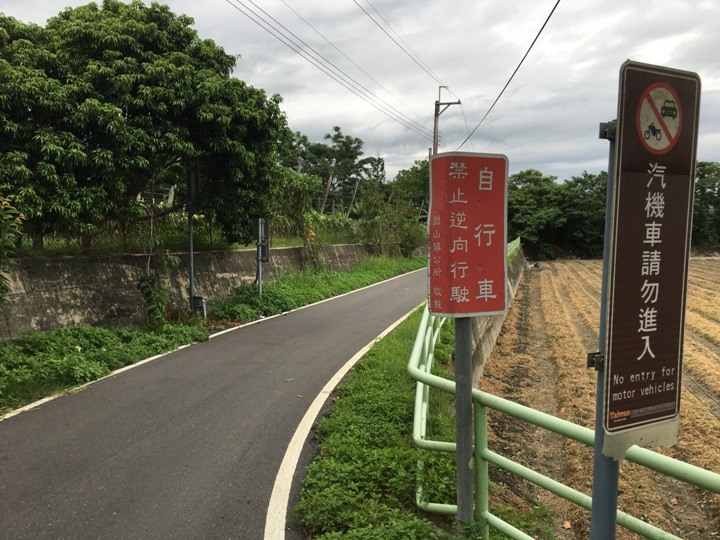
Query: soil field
478,258,720,539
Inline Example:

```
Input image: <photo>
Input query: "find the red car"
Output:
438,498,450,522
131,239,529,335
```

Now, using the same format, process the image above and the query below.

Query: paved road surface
0,269,426,539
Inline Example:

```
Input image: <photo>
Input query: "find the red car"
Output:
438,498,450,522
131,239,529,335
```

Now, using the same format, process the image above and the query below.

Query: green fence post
474,401,490,540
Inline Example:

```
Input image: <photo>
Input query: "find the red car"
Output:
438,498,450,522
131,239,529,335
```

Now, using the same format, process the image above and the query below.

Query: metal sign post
591,121,620,540
255,217,270,297
187,164,201,313
428,152,508,530
603,61,700,448
591,61,700,539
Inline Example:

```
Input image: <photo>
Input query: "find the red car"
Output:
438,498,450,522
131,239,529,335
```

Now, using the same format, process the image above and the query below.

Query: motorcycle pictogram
644,122,662,141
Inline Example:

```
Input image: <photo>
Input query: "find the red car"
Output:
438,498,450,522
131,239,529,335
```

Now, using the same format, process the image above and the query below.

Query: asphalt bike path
0,269,426,539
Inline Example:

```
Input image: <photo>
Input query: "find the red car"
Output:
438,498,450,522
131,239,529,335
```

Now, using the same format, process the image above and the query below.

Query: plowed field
478,258,720,539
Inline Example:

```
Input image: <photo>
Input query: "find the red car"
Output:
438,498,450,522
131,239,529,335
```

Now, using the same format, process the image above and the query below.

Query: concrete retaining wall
471,248,527,381
2,244,372,339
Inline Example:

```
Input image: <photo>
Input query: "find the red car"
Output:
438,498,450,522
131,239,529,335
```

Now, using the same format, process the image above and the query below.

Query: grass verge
294,308,556,539
294,308,457,539
0,323,208,415
209,256,425,323
0,256,425,416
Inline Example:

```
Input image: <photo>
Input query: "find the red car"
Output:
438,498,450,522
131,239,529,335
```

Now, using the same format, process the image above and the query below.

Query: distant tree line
507,162,720,260
2,1,718,266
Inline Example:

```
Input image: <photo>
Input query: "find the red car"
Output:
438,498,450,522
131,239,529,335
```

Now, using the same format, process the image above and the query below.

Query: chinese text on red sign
428,153,508,318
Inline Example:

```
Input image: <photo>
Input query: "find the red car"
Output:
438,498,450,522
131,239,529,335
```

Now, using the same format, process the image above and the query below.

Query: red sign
604,61,701,435
428,152,508,317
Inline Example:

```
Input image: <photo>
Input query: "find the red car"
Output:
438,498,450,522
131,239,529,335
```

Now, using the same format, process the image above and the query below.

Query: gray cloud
4,0,719,181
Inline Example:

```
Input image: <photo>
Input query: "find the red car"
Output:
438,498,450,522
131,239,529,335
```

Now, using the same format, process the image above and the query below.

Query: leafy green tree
268,166,321,249
693,161,720,248
507,169,565,260
391,159,429,218
558,171,608,258
0,1,287,248
0,15,87,247
347,155,384,217
317,126,368,214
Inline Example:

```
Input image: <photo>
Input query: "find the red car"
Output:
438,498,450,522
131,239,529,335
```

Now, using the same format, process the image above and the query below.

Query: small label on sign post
254,217,270,263
428,152,508,318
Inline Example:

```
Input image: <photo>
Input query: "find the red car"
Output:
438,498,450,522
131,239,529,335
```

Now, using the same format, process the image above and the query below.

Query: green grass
294,310,557,539
209,256,426,323
0,323,208,414
293,308,457,539
0,255,425,416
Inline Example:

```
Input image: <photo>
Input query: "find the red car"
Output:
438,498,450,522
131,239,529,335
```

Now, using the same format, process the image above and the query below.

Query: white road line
0,269,424,423
262,305,422,540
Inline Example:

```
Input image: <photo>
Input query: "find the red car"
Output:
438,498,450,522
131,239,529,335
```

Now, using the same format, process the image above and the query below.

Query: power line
455,103,475,152
278,0,430,135
359,0,445,86
231,0,433,139
353,0,444,87
458,0,561,149
223,0,433,141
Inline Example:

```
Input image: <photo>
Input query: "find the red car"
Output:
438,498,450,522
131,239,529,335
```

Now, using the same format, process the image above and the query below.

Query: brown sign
604,61,701,434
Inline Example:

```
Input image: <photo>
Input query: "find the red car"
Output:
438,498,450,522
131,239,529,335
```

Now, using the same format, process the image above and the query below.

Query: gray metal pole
433,100,440,155
187,168,195,312
432,86,460,156
455,317,474,525
258,219,263,298
590,125,619,539
432,90,470,529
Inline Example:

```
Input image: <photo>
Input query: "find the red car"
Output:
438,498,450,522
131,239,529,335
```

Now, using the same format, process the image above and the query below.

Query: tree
0,14,88,247
0,196,23,302
693,161,720,249
390,159,429,218
347,155,384,217
507,169,565,260
0,1,288,247
558,171,607,258
268,166,320,243
317,126,367,214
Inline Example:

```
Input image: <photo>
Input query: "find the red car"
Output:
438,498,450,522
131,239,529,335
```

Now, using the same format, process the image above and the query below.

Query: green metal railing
408,303,720,539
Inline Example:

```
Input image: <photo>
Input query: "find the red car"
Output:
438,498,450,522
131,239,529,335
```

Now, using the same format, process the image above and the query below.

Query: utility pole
432,86,461,155
431,86,472,529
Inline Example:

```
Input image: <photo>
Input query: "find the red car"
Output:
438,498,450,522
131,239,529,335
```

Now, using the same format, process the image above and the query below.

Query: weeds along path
480,260,720,538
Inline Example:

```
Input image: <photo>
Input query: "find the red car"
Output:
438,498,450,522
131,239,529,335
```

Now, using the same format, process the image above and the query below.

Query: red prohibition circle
636,82,682,155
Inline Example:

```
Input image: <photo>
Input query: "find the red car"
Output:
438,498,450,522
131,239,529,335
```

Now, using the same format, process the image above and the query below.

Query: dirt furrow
478,266,573,535
480,259,720,539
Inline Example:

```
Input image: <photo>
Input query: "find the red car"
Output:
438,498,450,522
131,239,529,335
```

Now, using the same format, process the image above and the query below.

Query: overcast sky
3,0,720,181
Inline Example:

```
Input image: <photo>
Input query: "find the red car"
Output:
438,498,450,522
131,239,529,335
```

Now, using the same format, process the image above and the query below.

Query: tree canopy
693,161,720,248
2,1,718,260
0,0,288,246
279,127,374,215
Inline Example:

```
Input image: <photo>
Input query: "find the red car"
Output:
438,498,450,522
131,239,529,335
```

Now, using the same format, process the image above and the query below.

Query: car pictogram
660,100,677,118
